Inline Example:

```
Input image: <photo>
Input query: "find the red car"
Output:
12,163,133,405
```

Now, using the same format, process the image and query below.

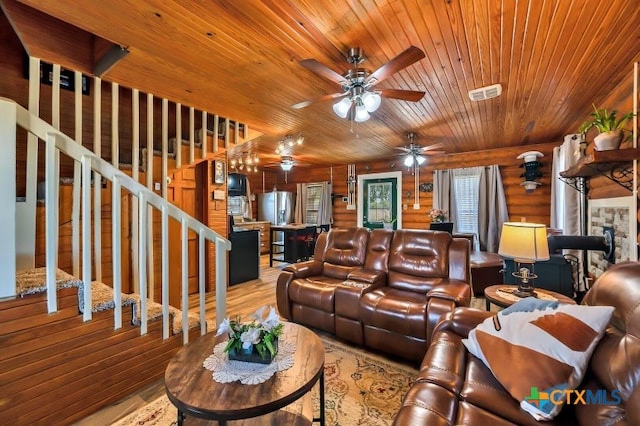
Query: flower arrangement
429,209,447,223
216,306,284,362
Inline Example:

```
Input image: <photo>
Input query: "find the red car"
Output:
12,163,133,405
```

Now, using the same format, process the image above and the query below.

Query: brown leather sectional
393,261,640,425
276,227,472,362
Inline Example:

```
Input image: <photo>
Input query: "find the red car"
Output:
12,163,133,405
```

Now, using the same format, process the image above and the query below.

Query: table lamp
498,222,550,298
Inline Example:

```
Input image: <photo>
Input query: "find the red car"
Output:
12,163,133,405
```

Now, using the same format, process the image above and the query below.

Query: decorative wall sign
23,55,91,95
213,160,226,184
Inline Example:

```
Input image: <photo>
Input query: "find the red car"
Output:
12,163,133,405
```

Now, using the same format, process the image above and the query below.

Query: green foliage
578,104,634,134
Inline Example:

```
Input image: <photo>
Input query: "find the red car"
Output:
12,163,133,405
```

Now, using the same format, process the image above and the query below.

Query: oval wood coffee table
484,284,576,310
165,322,325,425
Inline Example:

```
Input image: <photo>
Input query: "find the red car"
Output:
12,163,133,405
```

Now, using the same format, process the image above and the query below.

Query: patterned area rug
112,335,418,425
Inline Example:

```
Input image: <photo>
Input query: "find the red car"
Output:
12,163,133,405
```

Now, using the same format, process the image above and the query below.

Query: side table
484,284,576,311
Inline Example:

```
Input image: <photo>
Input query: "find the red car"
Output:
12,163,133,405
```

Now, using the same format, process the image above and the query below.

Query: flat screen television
228,173,246,196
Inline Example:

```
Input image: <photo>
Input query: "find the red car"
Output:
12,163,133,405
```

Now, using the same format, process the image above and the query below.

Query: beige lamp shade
498,222,550,262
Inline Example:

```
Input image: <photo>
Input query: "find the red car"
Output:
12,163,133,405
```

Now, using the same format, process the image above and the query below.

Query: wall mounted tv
228,173,247,196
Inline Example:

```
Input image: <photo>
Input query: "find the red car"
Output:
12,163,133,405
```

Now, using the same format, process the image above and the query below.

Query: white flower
240,327,261,349
262,306,280,331
216,317,232,336
252,306,267,322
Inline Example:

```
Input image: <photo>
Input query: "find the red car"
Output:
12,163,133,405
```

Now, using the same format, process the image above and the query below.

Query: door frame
357,171,403,229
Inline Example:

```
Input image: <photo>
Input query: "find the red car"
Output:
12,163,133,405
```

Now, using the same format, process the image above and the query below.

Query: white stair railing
2,97,231,343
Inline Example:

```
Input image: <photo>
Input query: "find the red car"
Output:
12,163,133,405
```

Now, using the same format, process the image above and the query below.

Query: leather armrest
432,307,493,338
426,281,472,307
347,268,386,287
283,259,323,278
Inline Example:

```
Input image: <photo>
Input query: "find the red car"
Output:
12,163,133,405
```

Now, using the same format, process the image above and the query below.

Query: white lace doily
203,339,296,385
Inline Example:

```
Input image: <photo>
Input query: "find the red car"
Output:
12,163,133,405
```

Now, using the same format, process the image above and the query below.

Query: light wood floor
75,255,489,425
74,255,287,425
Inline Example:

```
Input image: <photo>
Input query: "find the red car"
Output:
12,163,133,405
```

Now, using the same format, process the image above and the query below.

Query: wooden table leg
313,369,325,425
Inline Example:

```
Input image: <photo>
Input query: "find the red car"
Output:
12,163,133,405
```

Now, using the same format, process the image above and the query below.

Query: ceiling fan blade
299,59,348,85
292,92,347,109
379,88,426,102
366,46,425,85
423,150,446,156
420,142,445,152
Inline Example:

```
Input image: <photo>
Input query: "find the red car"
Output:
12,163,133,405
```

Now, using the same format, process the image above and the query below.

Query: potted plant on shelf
578,104,634,151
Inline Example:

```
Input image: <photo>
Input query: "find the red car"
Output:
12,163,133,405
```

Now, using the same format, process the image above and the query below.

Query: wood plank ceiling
3,0,640,167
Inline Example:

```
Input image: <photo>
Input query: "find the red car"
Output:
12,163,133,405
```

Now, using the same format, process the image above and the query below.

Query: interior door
357,171,402,230
167,166,201,308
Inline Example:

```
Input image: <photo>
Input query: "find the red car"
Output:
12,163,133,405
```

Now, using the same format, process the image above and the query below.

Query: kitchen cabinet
234,221,271,254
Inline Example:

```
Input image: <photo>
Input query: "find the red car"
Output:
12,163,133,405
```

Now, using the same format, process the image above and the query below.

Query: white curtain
318,181,332,226
295,183,306,223
432,170,451,215
551,134,585,291
433,165,508,252
477,165,509,252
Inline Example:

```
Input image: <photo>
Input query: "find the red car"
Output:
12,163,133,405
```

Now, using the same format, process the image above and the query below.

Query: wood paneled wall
248,142,558,230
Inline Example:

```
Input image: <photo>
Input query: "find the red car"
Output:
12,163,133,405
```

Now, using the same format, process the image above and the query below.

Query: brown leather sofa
393,261,640,425
276,227,472,362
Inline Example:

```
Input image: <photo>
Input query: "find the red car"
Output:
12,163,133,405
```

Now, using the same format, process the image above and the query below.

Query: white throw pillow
463,297,614,420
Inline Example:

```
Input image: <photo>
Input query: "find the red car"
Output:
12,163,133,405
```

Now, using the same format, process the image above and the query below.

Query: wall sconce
346,164,356,210
517,151,543,193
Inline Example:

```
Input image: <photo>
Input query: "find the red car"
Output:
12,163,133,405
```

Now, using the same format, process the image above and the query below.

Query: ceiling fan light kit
280,156,294,171
294,46,426,122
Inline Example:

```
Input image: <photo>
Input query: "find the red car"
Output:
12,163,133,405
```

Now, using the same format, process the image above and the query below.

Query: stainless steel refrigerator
258,191,296,225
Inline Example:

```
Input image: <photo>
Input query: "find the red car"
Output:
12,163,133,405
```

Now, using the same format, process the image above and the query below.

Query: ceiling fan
395,132,445,167
263,155,308,171
292,46,426,121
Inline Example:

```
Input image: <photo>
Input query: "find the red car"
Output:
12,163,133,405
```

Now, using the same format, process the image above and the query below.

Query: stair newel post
215,235,229,327
199,229,206,336
131,89,140,295
16,56,40,271
201,111,207,158
0,99,17,299
213,114,219,152
45,131,59,314
112,175,123,330
72,70,83,279
162,98,168,199
146,93,154,302
161,204,169,340
181,218,189,344
81,154,93,322
111,82,119,169
189,107,195,164
93,76,102,284
138,192,148,335
175,103,182,169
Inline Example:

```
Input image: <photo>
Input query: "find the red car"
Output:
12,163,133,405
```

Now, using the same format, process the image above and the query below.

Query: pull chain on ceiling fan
292,46,427,122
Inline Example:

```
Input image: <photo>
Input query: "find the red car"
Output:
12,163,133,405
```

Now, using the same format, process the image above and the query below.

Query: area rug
112,335,418,425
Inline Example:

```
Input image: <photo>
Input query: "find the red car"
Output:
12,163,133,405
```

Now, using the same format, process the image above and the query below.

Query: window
305,184,322,224
452,168,481,237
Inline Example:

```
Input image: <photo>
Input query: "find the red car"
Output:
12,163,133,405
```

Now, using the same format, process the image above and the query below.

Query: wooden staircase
0,269,201,426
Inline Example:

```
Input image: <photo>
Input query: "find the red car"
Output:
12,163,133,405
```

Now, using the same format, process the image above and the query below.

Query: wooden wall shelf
559,147,640,194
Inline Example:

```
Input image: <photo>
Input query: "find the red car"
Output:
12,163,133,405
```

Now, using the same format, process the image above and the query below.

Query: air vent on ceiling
468,83,502,101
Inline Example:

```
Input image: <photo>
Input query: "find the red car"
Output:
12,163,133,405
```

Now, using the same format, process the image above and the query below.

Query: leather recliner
360,229,472,362
393,261,640,425
276,227,370,334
